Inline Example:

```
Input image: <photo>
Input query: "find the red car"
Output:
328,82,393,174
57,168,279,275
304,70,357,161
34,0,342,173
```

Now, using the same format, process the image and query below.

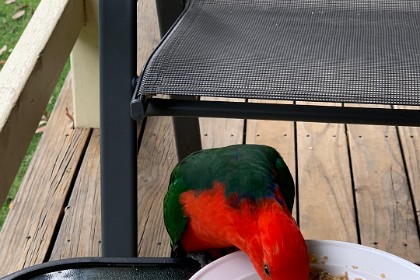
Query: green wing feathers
275,156,295,213
163,144,296,247
163,173,190,247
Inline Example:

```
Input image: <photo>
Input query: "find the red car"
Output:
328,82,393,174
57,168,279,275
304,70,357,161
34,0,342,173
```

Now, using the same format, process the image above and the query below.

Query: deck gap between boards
137,118,148,154
43,128,94,262
242,119,248,145
344,123,362,244
242,99,249,145
395,126,420,241
293,121,300,227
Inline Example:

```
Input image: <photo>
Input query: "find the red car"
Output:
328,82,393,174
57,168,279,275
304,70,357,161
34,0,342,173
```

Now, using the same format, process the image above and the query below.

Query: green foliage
0,0,70,228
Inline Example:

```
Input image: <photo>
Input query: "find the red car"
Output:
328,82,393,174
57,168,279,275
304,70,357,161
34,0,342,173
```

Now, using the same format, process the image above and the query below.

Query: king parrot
163,144,309,280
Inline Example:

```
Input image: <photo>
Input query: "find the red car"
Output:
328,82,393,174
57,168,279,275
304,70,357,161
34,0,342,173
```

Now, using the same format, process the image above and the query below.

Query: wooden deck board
0,77,91,277
297,122,358,242
347,124,420,263
136,116,177,257
398,123,420,231
49,130,101,260
200,117,245,149
200,97,245,149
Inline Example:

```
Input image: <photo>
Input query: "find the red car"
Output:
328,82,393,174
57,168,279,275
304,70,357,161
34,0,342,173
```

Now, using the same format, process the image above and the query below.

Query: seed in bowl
309,268,349,280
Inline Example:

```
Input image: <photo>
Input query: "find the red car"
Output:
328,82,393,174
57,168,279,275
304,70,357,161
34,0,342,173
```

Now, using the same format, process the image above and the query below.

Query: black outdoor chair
99,0,420,257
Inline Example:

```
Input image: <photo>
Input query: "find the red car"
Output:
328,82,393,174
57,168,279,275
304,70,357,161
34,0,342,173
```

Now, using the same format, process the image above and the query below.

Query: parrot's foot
187,252,214,267
187,247,238,267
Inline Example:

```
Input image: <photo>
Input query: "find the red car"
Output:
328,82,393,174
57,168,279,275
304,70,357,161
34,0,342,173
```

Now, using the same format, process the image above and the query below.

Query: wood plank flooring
0,0,419,277
0,77,92,276
348,123,420,261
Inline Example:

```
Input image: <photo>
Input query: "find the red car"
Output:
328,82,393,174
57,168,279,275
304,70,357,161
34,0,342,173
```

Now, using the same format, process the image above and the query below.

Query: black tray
1,257,201,280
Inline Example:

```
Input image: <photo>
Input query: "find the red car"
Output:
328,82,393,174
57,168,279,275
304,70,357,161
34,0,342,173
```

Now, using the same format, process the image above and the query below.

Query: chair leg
173,116,202,160
165,85,202,161
170,94,202,160
99,0,138,257
155,0,185,37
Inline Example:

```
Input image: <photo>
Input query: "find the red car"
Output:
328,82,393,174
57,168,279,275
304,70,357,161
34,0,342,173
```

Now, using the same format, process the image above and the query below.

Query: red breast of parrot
163,144,309,280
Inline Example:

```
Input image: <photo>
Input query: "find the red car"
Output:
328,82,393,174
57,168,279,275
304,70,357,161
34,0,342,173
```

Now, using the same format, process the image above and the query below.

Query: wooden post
71,0,100,128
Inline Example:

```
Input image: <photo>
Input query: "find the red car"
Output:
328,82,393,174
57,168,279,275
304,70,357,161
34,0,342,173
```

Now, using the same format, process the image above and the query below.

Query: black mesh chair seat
136,0,420,106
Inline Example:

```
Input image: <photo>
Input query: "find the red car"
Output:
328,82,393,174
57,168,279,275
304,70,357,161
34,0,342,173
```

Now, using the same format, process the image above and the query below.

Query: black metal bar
171,96,202,160
131,98,420,127
99,0,138,257
155,0,185,37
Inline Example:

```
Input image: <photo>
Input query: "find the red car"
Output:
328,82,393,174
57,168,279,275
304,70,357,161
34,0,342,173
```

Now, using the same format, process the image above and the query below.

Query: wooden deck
0,0,420,277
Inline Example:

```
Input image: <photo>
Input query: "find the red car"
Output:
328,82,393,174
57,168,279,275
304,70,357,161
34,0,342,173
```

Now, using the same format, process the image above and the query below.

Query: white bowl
189,240,420,280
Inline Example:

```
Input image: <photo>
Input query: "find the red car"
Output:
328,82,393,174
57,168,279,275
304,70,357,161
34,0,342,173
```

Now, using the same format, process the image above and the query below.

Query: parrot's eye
263,263,271,276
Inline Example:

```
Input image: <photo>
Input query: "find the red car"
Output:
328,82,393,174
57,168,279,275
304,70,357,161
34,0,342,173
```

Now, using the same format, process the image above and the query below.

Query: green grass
0,0,70,228
0,0,41,69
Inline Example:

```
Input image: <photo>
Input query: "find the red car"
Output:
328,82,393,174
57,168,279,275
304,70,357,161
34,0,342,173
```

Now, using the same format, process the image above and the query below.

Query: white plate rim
189,240,420,280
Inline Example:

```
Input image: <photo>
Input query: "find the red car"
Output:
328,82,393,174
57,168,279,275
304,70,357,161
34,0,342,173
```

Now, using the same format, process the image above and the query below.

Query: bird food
309,253,349,279
309,268,349,280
